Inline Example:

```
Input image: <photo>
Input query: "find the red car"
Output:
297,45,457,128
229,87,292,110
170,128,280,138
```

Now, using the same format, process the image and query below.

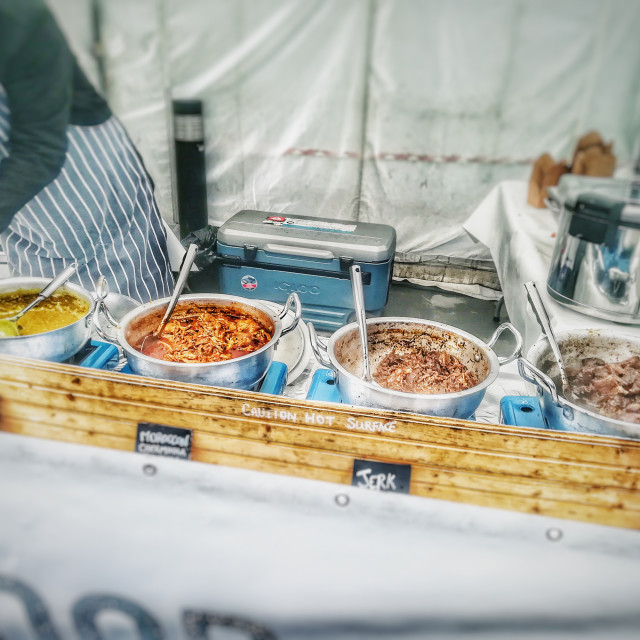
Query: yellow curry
0,288,90,336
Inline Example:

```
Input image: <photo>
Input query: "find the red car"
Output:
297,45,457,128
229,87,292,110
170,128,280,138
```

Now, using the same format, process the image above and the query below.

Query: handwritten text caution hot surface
241,403,397,434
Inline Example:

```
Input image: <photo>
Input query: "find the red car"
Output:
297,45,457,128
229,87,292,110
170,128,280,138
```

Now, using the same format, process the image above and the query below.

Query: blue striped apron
0,86,173,303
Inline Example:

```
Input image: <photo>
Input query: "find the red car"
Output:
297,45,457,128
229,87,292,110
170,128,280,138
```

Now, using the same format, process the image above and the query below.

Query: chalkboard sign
135,422,193,460
352,459,411,493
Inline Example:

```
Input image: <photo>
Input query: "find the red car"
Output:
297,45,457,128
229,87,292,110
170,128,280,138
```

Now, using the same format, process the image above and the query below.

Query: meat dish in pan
567,355,640,424
374,347,478,394
133,304,272,363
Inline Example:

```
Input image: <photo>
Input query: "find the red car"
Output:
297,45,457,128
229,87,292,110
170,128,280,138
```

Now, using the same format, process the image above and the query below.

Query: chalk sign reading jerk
352,459,411,493
135,422,193,459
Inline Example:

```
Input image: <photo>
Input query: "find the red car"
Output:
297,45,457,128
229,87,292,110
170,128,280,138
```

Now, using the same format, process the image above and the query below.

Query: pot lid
566,192,640,222
566,192,640,244
555,175,640,206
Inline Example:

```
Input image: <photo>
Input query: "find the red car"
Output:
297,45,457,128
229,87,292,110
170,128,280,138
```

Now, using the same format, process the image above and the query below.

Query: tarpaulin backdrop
2,432,640,639
49,0,640,265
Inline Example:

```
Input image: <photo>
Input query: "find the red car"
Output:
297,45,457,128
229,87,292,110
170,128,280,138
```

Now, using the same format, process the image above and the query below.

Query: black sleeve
0,0,73,232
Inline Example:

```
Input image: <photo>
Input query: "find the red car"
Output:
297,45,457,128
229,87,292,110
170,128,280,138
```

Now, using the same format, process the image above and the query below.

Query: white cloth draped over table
463,180,640,354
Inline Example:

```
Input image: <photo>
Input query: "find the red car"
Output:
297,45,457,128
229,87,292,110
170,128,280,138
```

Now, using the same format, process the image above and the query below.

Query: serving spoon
350,264,381,387
153,243,198,337
524,280,576,400
0,262,78,337
137,244,198,355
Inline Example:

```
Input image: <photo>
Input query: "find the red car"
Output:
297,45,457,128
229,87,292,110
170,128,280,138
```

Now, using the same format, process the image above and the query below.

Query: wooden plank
2,354,640,529
1,419,132,452
4,417,639,530
2,384,638,493
2,355,638,468
3,399,640,516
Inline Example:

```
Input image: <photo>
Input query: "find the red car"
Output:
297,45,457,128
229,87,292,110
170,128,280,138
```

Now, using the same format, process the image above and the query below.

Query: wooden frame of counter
1,354,639,529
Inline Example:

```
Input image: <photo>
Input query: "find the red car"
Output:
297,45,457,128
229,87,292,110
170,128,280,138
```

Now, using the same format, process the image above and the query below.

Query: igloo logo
240,274,258,290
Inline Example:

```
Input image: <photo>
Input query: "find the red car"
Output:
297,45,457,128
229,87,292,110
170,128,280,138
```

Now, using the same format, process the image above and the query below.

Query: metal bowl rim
116,293,284,368
527,327,640,359
526,327,640,429
327,316,500,400
0,276,94,341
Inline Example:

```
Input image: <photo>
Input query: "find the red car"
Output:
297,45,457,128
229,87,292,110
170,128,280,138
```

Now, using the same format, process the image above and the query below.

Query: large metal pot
308,318,522,419
0,277,95,362
519,328,640,439
546,187,640,324
95,292,301,390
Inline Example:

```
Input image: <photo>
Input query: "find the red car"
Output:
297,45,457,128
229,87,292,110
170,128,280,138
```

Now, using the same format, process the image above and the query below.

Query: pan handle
279,293,302,336
486,322,523,365
517,357,560,406
543,197,562,216
91,276,120,344
307,322,333,369
92,302,120,344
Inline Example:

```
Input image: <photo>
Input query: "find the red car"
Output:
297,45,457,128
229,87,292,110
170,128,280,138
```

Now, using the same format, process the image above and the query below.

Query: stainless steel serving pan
519,328,640,439
309,318,522,419
94,292,301,390
0,277,95,362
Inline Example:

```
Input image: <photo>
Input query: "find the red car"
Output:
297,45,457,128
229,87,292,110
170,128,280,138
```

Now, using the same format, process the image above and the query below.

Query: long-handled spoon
524,280,575,400
350,264,380,386
0,262,78,337
153,243,198,337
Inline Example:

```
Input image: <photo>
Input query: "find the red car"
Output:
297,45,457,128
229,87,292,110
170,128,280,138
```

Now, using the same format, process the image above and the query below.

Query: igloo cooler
216,211,396,331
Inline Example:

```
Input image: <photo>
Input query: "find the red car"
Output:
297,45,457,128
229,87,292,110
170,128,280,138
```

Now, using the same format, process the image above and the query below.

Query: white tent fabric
49,0,640,261
3,432,640,639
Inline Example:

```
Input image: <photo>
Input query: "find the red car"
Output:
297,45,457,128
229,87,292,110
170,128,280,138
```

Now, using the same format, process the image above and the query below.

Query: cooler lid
217,211,396,263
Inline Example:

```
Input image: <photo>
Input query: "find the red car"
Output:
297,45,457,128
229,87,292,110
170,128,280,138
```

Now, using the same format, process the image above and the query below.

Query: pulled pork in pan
137,305,272,363
567,355,640,423
374,348,478,394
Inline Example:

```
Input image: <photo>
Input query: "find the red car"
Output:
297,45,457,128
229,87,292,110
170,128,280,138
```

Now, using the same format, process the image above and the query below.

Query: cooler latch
339,256,354,270
339,257,371,283
243,244,258,261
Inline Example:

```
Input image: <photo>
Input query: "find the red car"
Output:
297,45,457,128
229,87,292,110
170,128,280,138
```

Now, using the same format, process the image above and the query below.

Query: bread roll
571,144,615,177
528,153,555,207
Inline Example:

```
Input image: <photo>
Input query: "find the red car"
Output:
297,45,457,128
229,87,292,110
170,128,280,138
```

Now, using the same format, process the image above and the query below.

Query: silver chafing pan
309,317,521,419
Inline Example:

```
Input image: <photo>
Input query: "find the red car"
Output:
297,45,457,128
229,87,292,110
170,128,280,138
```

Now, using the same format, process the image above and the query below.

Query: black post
173,99,208,238
90,0,107,95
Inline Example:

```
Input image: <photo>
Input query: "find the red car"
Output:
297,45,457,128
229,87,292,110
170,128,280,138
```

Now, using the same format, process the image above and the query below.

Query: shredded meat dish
136,305,272,363
567,355,640,423
374,348,478,394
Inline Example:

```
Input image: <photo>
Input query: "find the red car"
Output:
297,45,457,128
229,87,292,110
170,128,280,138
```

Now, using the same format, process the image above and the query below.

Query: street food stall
1,1,640,638
2,198,640,636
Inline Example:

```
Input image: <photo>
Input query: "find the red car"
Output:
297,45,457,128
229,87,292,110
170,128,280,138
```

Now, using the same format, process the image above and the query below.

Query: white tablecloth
463,180,640,353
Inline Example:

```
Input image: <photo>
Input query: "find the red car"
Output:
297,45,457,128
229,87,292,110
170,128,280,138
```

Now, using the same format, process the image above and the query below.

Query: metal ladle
350,264,380,386
0,262,78,337
153,243,198,337
524,280,575,400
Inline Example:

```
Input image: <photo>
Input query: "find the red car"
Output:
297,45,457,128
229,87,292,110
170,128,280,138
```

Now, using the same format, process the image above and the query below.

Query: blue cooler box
216,211,396,331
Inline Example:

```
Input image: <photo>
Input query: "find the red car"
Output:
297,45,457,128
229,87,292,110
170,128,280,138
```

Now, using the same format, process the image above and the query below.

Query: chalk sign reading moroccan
352,459,411,493
135,423,193,459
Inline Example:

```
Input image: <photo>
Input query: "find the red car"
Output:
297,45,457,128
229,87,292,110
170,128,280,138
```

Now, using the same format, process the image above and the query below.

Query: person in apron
0,0,174,303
